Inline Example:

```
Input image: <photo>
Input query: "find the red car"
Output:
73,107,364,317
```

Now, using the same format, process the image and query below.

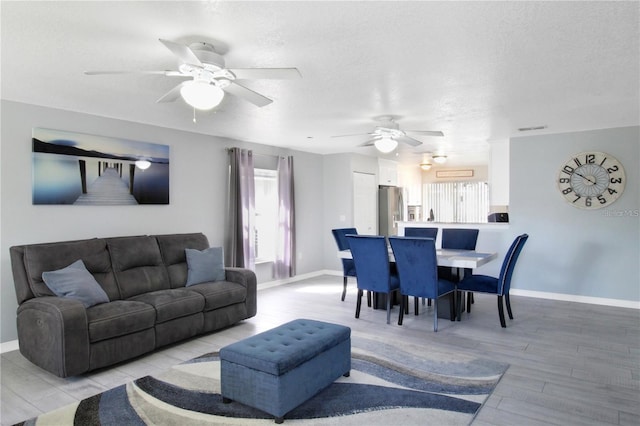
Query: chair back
404,227,438,239
346,235,393,293
388,237,439,299
498,234,529,295
441,228,479,250
332,228,358,277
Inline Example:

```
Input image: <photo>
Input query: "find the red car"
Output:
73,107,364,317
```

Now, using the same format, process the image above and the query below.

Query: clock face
557,151,625,210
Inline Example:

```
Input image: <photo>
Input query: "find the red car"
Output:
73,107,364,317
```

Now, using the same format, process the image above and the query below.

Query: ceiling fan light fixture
180,80,224,110
374,137,398,153
432,155,447,164
420,163,432,171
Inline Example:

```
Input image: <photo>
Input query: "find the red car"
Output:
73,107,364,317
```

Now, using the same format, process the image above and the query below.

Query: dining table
337,247,498,320
337,247,497,269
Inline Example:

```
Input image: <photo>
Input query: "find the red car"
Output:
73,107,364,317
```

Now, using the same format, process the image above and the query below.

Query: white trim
4,274,635,354
1,340,19,354
258,270,342,290
510,289,640,309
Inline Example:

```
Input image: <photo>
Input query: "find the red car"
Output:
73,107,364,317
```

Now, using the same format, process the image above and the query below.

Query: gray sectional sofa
10,232,257,377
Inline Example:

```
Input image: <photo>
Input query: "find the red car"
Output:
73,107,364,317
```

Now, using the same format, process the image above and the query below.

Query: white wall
0,101,325,342
509,126,639,302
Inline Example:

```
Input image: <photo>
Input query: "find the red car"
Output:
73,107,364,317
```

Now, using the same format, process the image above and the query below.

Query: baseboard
258,270,342,290
3,274,635,354
1,340,19,354
510,289,640,309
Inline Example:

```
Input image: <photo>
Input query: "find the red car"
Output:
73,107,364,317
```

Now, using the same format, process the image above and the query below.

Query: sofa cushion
185,247,226,286
23,238,119,301
128,289,205,323
107,236,170,299
42,260,110,308
87,300,156,343
155,233,209,288
186,281,247,311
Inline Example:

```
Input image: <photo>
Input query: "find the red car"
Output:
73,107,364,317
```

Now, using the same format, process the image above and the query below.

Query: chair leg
427,299,432,306
386,293,392,325
341,276,348,301
355,289,363,319
466,291,472,313
505,293,514,319
433,298,439,332
422,297,426,306
414,297,419,315
449,292,455,321
497,295,506,328
367,291,372,307
398,295,405,325
471,292,475,304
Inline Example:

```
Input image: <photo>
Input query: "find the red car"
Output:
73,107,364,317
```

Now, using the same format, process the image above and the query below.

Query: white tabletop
338,248,497,269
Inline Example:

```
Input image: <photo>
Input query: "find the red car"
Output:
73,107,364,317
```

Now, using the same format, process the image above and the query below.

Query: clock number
607,188,617,195
607,165,619,173
562,165,574,175
599,157,607,166
585,197,592,207
597,195,607,204
585,154,595,164
562,187,573,195
573,158,582,167
610,177,622,184
559,177,570,183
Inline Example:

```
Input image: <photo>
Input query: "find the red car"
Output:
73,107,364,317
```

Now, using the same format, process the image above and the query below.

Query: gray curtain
225,148,255,270
274,156,295,279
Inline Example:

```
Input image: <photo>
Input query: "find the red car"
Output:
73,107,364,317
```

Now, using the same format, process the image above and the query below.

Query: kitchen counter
396,221,511,276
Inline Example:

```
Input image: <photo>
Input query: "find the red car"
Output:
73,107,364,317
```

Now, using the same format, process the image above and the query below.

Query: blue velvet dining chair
439,228,480,312
456,234,529,328
388,236,457,332
346,235,399,324
404,227,438,239
331,228,358,301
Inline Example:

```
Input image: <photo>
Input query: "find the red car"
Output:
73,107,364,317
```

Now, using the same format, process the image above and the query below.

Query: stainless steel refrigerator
378,185,404,236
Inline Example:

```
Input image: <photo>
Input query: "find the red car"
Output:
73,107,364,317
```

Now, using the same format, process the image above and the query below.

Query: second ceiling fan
332,116,444,153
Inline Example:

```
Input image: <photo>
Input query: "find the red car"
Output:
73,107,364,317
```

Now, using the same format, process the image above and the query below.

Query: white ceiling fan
85,39,301,110
331,116,444,153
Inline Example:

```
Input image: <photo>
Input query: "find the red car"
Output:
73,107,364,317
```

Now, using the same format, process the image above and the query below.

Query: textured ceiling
2,1,638,167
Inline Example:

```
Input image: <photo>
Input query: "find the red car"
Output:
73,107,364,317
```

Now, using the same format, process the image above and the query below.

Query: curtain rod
225,147,286,159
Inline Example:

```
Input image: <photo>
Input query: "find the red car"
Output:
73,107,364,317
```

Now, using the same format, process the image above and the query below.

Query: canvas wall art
32,128,170,205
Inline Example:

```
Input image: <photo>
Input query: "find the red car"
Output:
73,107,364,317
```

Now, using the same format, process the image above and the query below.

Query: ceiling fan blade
405,130,445,137
331,133,369,138
398,135,423,147
156,81,187,103
84,70,183,76
227,68,301,80
223,82,273,107
358,139,379,147
159,39,203,66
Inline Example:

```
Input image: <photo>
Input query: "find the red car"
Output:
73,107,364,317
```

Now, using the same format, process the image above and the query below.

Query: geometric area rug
15,334,508,425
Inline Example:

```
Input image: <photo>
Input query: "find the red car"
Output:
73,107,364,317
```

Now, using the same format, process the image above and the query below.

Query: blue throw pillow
42,260,109,308
185,247,226,286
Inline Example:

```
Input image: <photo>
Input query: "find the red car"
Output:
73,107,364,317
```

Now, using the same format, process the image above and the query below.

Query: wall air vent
518,125,548,132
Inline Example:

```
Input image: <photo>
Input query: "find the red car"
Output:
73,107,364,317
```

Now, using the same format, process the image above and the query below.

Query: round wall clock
557,151,625,209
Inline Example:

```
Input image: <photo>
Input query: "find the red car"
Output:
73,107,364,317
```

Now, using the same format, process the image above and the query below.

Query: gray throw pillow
185,247,226,286
41,259,109,308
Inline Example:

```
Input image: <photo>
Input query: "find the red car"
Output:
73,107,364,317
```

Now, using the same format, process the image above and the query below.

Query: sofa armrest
224,267,257,318
17,297,90,377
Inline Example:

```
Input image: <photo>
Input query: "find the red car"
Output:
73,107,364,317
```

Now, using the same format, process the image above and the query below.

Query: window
254,168,278,263
422,181,489,223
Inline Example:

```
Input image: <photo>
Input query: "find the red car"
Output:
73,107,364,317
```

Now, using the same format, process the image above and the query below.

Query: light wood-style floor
1,275,639,425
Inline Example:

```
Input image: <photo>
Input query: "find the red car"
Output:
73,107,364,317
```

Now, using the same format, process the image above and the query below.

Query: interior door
353,172,377,234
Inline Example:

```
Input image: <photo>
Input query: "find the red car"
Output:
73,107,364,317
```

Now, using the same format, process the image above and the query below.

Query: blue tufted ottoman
220,318,351,423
